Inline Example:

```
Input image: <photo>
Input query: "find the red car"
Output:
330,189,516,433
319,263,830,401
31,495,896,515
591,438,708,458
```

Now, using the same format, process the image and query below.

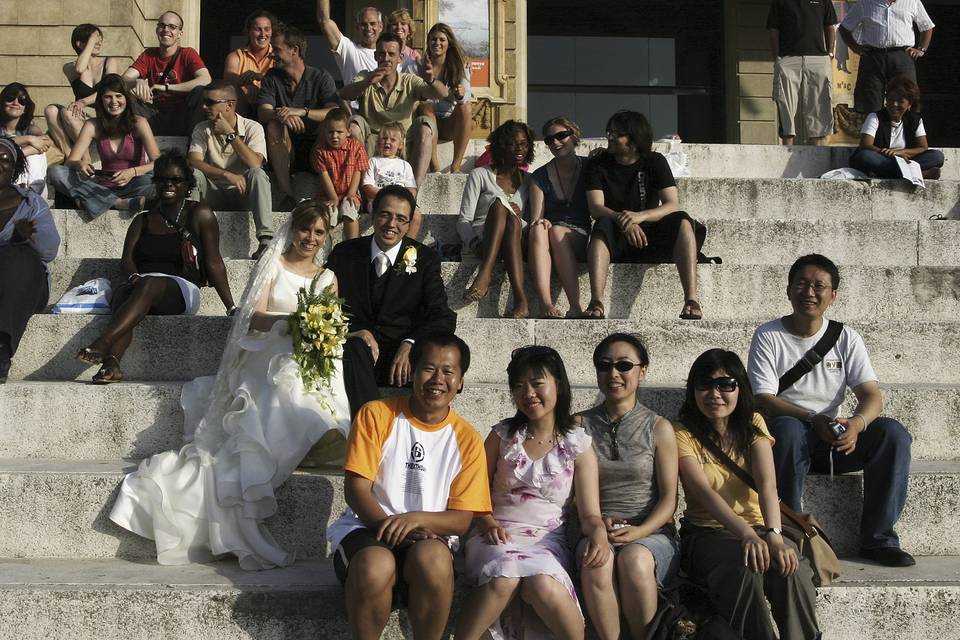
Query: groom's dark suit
326,235,456,416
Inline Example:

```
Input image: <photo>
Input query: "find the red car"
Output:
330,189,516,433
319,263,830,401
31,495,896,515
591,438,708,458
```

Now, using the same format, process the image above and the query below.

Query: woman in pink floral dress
456,346,610,640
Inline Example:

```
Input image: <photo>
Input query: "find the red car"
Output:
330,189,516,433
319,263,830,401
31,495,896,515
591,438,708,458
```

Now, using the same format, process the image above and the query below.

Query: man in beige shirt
340,32,448,185
189,81,273,258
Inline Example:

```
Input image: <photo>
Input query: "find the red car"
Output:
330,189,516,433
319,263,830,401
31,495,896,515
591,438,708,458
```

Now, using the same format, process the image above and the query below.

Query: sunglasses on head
544,130,573,145
695,377,738,393
5,95,28,106
595,360,642,373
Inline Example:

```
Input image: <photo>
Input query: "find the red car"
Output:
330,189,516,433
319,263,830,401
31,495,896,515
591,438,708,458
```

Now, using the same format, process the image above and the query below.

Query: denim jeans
767,415,912,549
850,148,945,179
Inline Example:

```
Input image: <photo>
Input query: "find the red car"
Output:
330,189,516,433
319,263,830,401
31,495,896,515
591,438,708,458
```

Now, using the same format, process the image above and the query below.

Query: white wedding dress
109,266,351,570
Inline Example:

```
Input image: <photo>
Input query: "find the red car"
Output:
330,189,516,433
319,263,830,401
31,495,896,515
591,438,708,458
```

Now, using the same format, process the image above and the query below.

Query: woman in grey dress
576,332,680,640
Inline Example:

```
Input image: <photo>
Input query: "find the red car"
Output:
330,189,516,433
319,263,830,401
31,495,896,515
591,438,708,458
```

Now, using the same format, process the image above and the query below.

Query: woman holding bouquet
109,200,353,570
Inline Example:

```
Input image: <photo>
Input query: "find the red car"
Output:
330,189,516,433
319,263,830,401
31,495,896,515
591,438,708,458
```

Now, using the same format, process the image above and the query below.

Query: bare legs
266,119,294,200
529,223,584,317
437,102,472,173
456,575,584,640
343,218,360,240
409,122,435,187
44,104,88,161
581,545,660,640
586,233,611,316
345,539,454,640
466,201,528,317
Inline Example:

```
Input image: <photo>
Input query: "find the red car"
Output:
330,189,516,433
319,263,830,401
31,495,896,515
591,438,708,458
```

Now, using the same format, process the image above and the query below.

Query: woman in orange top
224,9,276,115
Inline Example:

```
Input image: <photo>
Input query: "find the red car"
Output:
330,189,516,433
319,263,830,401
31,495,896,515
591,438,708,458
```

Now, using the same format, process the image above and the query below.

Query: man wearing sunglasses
747,253,914,568
188,81,273,259
123,10,212,135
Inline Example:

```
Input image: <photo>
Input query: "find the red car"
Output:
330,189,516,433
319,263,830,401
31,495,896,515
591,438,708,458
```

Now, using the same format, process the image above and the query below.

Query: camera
829,421,847,438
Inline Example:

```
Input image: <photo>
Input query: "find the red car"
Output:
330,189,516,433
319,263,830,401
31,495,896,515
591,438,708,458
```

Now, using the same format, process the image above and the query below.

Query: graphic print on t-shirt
376,166,410,187
403,441,426,495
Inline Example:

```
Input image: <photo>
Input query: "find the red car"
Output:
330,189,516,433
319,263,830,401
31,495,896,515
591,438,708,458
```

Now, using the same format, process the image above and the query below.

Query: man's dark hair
154,148,198,191
324,107,351,126
487,120,535,173
275,23,307,58
788,253,841,290
372,184,416,217
606,110,653,155
204,80,238,100
0,83,34,131
376,32,405,50
412,334,471,376
244,9,276,32
592,332,650,369
70,23,103,54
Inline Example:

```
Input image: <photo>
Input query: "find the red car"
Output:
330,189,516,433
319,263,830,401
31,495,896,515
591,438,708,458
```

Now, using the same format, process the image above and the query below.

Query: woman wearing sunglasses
0,83,51,195
48,74,160,219
675,349,819,640
74,149,235,383
528,117,592,319
576,333,679,640
457,345,609,639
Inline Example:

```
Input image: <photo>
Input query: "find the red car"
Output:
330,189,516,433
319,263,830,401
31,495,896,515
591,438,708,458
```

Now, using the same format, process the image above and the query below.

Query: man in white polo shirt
316,0,382,87
188,81,272,259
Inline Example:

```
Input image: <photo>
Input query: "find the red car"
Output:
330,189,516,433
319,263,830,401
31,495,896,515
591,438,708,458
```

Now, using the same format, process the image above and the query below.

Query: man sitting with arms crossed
748,253,914,567
189,81,273,259
328,333,491,640
258,23,339,208
123,10,211,135
339,33,448,186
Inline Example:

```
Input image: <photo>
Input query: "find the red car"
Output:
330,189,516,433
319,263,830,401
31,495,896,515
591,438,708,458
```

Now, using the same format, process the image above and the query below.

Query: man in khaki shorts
767,0,838,145
339,32,448,186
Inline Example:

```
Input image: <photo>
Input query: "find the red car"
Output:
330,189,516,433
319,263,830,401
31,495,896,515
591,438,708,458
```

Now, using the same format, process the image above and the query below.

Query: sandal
583,299,605,319
464,283,489,302
504,307,529,319
76,347,106,366
679,299,703,320
539,306,564,320
91,355,123,384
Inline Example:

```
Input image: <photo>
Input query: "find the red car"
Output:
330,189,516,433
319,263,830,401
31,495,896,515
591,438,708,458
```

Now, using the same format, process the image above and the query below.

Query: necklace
525,429,556,446
552,157,581,205
159,200,186,230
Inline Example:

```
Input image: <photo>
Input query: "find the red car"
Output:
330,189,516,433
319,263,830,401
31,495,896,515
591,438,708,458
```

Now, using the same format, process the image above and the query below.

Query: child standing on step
309,108,368,240
360,121,423,239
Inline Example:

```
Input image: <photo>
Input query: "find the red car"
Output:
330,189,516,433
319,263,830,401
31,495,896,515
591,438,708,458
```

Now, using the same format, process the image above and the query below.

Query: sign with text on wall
440,0,490,87
830,0,863,144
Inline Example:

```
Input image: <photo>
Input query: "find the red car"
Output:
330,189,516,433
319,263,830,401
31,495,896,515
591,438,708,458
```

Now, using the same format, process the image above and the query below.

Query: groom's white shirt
369,236,404,266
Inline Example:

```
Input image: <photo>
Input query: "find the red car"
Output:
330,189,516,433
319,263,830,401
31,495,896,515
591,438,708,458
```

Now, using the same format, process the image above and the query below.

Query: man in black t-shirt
583,110,705,321
767,0,838,145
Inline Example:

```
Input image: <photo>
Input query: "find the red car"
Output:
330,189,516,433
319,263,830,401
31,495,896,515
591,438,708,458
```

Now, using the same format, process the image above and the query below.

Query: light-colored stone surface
3,382,960,462
10,317,960,384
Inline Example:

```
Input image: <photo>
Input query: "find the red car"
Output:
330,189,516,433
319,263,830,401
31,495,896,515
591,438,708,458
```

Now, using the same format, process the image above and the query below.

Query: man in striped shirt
839,0,934,113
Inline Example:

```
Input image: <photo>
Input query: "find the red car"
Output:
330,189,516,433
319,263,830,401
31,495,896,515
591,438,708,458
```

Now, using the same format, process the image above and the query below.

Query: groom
327,184,456,416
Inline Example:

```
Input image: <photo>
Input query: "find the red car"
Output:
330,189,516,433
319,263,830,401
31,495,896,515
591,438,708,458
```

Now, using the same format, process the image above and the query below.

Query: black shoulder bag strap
158,47,183,85
776,320,844,395
691,430,816,537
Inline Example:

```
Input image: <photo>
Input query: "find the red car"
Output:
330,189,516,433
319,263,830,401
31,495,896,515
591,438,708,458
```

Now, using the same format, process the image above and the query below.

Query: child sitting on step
360,121,423,239
309,108,368,240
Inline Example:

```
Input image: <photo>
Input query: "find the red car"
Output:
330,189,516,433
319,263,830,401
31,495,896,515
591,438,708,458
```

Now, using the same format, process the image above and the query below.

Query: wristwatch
763,527,783,535
225,132,238,143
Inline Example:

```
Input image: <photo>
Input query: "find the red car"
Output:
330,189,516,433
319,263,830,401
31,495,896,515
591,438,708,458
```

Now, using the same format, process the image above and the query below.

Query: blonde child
361,121,423,239
309,108,369,239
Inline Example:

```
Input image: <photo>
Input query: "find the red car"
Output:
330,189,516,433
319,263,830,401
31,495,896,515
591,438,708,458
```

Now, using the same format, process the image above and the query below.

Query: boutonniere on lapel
396,246,418,274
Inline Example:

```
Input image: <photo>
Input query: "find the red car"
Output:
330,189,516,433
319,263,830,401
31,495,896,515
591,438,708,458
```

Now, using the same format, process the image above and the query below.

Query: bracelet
127,273,141,282
853,412,868,431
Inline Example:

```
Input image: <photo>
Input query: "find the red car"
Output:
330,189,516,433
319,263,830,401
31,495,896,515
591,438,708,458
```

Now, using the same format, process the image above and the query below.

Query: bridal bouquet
288,276,350,407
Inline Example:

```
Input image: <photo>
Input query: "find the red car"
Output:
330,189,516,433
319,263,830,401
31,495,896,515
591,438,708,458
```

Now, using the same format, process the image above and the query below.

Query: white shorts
140,273,201,315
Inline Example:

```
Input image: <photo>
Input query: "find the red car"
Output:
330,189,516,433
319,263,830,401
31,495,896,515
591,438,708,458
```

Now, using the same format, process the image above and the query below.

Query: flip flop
76,347,106,366
583,299,605,319
539,306,564,319
679,299,703,320
91,355,123,385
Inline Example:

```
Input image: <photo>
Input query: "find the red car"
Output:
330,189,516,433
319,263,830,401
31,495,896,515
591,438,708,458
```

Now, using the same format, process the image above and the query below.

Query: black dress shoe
860,546,916,567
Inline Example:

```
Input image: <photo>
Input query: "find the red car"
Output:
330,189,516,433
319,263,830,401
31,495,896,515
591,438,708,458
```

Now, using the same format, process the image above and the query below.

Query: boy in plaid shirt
310,108,369,238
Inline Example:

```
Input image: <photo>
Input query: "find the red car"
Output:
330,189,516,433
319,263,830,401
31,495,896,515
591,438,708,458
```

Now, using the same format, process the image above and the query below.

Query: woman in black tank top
75,150,235,383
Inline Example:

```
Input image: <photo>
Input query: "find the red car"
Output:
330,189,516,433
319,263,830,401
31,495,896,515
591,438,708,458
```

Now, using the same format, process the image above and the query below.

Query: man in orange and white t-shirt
328,334,491,639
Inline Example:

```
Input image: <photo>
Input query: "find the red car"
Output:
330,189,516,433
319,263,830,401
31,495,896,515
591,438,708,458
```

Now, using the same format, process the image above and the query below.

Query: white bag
52,278,112,314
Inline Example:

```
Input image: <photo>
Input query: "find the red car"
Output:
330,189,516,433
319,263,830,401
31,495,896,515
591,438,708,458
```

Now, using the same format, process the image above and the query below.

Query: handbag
693,432,841,587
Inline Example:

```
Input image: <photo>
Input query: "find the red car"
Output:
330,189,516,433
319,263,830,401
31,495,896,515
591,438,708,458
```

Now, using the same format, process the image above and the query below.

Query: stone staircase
2,142,959,639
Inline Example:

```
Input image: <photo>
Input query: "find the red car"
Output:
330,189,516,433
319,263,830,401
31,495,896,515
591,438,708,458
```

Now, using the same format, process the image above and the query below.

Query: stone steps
5,556,957,640
0,458,957,559
9,316,959,385
44,260,960,321
3,382,958,462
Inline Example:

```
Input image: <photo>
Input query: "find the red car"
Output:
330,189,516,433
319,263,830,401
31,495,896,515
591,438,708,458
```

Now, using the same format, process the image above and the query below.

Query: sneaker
859,546,916,567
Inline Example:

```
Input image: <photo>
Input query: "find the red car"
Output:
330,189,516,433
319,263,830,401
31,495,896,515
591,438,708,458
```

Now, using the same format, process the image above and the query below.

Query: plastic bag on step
51,278,112,314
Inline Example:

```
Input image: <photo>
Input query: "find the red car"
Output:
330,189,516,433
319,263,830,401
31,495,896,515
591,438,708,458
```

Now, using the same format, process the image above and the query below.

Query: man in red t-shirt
122,10,212,135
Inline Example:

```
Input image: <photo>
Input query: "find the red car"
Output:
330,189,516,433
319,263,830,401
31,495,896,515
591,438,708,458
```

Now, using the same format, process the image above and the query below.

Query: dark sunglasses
595,360,642,373
202,98,234,107
695,377,738,393
152,175,187,184
544,130,573,145
5,95,28,106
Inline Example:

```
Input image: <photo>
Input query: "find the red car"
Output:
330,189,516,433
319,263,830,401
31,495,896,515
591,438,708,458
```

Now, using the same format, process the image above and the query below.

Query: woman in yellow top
674,349,820,640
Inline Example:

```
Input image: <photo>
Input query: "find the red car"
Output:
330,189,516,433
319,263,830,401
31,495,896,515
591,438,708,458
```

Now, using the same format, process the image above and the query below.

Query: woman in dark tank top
576,332,680,640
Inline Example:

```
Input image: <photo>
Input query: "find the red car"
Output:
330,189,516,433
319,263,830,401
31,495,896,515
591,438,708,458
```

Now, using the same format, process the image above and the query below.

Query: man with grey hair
317,0,383,86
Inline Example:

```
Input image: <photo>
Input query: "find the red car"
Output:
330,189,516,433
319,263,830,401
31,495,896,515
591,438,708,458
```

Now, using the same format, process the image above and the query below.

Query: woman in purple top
48,74,160,219
0,139,61,382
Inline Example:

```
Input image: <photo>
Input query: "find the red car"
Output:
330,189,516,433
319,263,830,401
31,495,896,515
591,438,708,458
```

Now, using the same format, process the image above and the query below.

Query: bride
109,200,351,570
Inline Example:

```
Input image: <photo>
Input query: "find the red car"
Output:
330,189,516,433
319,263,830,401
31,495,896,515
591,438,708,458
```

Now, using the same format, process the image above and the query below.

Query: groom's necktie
374,252,389,278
